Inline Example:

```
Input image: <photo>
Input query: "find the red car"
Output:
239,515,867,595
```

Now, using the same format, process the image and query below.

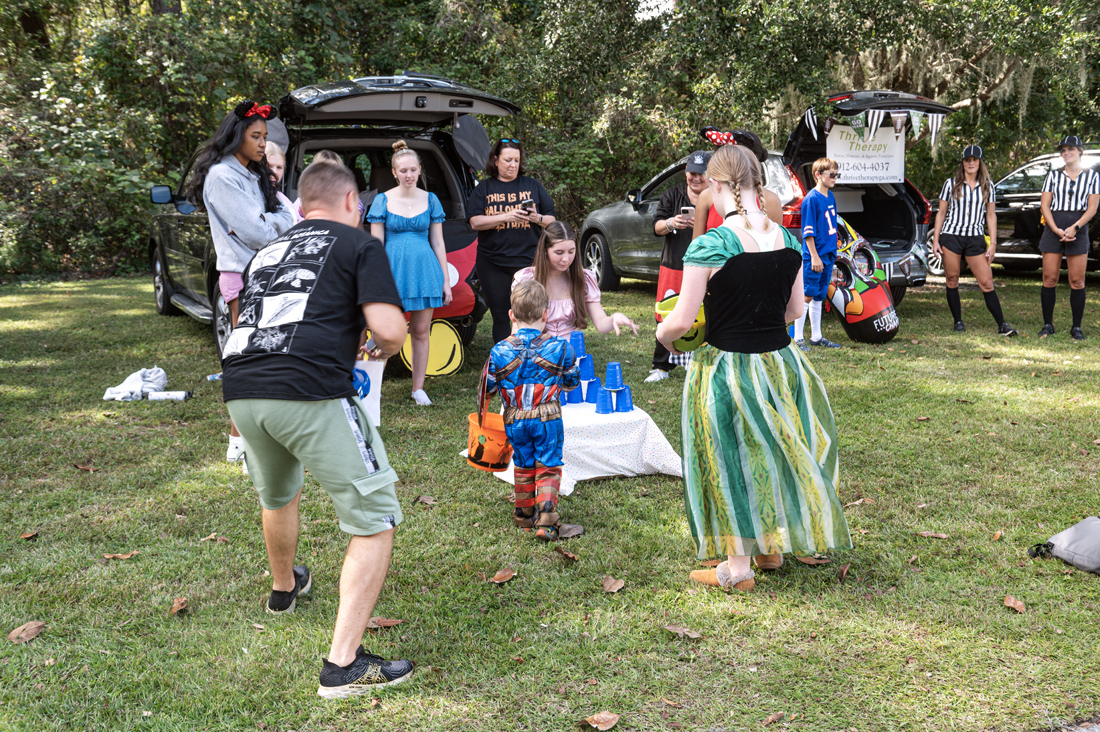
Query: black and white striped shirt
939,178,995,237
1042,168,1100,211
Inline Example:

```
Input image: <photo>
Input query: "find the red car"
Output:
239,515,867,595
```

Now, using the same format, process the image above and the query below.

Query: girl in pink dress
512,221,638,338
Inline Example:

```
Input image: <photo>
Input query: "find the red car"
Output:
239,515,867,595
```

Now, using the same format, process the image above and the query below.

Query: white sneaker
643,369,670,383
411,389,433,406
226,437,244,463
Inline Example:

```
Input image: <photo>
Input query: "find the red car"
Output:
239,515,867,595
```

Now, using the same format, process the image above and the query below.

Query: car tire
211,278,233,359
584,232,620,292
451,317,478,346
889,284,907,306
152,244,183,316
924,233,945,277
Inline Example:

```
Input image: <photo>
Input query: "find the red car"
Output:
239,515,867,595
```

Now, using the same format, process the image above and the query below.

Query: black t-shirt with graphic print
466,175,556,267
221,220,403,402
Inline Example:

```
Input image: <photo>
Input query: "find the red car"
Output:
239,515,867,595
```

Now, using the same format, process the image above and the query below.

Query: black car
149,73,519,355
582,90,954,305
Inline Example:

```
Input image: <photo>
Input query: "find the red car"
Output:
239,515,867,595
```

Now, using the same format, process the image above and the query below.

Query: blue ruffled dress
367,192,447,312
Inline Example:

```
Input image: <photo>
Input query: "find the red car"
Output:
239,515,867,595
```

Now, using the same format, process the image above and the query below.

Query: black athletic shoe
266,565,312,614
809,338,842,349
998,322,1018,337
1038,323,1055,338
317,645,415,698
953,321,966,332
1070,326,1086,341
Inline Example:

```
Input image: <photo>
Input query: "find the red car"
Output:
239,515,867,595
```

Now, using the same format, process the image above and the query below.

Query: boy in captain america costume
485,280,580,541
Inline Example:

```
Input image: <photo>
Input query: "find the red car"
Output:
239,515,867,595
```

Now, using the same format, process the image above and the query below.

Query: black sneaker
266,565,311,614
809,338,842,348
953,321,966,332
1070,326,1086,341
998,322,1018,337
1038,323,1055,338
317,645,414,698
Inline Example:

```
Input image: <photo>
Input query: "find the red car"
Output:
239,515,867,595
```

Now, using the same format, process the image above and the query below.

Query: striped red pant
513,463,562,528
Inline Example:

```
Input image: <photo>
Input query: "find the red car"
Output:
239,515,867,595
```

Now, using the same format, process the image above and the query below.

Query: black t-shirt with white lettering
466,175,556,267
221,220,403,402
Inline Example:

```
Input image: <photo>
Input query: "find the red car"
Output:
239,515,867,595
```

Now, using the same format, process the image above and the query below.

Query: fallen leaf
795,555,831,565
199,533,217,542
1011,421,1019,425
843,498,865,507
510,636,522,642
661,698,681,707
764,712,785,725
1093,438,1100,445
365,617,403,629
554,546,578,563
558,524,585,539
910,339,919,345
252,623,265,631
102,551,139,560
906,555,918,565
918,532,949,539
916,503,928,508
169,597,188,616
602,576,625,593
215,536,229,544
663,625,702,639
855,529,870,535
369,698,381,708
863,498,876,504
510,656,524,663
488,568,516,584
7,621,46,644
73,464,100,472
414,495,437,506
19,532,37,540
45,657,55,666
1004,595,1026,613
580,711,620,730
838,564,850,582
982,355,993,360
992,531,1002,541
647,399,655,404
1080,448,1089,456
142,711,152,717
916,416,931,422
956,398,972,403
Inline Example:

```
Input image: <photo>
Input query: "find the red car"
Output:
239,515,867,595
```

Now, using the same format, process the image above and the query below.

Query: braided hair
707,144,769,232
185,99,281,213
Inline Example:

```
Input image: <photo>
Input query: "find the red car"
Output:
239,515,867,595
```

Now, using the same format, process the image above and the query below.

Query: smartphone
681,206,695,223
519,198,535,211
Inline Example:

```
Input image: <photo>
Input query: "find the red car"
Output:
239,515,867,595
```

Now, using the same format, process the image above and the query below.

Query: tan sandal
689,562,755,591
753,553,784,570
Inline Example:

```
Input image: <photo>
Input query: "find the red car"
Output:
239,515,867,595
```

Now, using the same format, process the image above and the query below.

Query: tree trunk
151,0,182,14
19,9,51,53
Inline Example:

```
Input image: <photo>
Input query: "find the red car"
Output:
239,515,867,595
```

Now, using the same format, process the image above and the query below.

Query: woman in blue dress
368,141,452,405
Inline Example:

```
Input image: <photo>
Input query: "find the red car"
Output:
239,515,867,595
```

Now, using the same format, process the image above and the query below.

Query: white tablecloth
463,401,682,495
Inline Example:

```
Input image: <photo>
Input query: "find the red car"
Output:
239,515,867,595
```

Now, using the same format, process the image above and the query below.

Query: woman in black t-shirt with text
468,139,557,342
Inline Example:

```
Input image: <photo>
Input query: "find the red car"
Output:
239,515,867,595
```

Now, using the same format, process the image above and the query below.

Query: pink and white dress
512,268,601,337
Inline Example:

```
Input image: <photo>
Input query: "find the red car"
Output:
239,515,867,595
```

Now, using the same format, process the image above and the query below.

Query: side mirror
626,189,641,209
150,185,173,204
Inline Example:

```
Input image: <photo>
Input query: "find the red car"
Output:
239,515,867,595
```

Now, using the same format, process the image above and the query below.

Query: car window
997,161,1052,195
763,157,795,206
642,168,684,202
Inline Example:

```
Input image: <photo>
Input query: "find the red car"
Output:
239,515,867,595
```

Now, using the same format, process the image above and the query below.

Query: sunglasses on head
500,138,521,145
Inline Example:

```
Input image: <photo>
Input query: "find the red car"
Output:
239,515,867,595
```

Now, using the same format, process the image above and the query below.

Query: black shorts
941,233,987,258
1039,210,1090,256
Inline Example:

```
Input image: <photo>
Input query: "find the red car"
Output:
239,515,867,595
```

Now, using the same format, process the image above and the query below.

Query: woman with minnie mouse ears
691,128,783,242
185,100,295,466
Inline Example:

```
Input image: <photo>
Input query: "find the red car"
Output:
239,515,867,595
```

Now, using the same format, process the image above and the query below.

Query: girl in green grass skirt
657,143,851,592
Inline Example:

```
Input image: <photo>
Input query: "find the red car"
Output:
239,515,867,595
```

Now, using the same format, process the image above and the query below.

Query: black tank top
704,247,803,354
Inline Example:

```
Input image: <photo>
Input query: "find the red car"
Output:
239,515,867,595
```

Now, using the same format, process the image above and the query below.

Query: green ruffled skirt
681,342,852,559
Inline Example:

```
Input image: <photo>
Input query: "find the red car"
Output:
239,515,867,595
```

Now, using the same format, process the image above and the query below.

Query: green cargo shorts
227,396,402,536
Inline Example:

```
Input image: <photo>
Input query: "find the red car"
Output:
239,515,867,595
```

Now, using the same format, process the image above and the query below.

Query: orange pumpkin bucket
466,361,513,472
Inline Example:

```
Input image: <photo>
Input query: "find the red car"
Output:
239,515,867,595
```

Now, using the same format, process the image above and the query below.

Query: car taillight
782,164,807,230
907,177,933,225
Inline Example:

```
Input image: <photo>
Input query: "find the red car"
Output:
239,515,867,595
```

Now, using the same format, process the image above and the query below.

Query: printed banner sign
826,124,905,183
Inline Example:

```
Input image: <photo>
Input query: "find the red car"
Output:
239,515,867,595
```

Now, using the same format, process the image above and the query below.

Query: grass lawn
1,272,1098,731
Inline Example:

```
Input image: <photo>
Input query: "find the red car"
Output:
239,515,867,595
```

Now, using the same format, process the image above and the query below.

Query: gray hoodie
203,155,295,274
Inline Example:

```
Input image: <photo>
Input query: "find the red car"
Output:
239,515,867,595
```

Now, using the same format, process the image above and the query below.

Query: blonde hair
391,140,421,169
312,149,344,166
812,157,838,176
706,144,768,231
510,280,549,324
265,141,285,166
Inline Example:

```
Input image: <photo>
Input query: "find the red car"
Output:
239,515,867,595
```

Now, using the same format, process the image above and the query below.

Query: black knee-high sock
946,287,962,323
1041,286,1056,325
982,290,1005,326
1070,288,1086,327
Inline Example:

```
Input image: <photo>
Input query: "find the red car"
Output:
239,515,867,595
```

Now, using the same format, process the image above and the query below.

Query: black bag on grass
1028,516,1100,574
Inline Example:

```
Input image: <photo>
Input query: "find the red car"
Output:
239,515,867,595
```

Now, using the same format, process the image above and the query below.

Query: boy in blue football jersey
794,157,842,349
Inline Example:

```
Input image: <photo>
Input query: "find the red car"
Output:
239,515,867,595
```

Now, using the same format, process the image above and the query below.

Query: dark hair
532,221,588,330
699,126,768,163
950,160,992,204
484,139,526,178
299,158,358,214
185,100,281,213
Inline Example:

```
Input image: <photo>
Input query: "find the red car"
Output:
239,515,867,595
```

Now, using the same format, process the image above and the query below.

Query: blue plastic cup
604,361,624,390
595,386,614,414
585,377,602,403
352,368,371,400
569,330,587,358
615,384,634,413
579,354,596,381
565,382,583,404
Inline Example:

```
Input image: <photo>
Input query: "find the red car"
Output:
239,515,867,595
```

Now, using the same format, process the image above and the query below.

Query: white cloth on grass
103,366,168,401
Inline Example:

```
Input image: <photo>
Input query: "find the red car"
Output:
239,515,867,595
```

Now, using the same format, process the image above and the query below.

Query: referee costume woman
1038,135,1100,340
932,145,1017,336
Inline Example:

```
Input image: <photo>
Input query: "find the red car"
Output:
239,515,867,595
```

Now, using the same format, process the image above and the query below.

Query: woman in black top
468,139,557,342
931,145,1017,336
1038,135,1100,340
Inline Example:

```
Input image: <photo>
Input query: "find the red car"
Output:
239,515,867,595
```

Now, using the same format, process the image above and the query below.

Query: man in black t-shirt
222,162,415,697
